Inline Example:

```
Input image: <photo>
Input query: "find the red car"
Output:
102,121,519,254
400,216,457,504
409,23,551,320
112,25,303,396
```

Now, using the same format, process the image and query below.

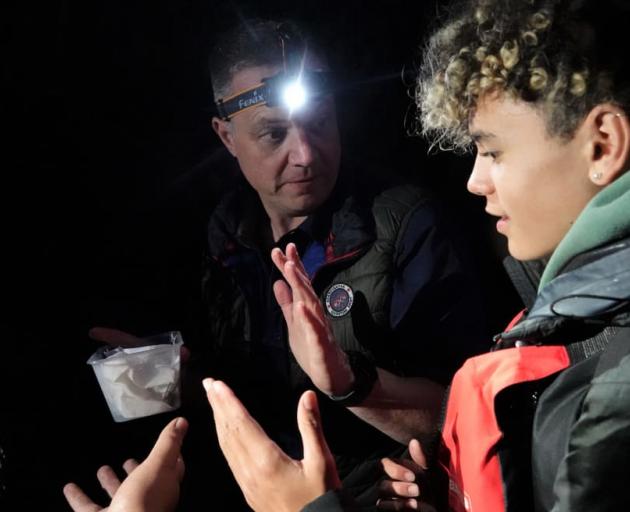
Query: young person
206,1,630,510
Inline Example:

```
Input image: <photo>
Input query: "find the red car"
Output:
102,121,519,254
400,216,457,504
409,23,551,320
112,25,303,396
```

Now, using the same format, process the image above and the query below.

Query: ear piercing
592,171,603,181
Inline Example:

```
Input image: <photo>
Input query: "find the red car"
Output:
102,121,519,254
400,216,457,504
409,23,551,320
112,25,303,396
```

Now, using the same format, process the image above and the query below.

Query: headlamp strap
215,71,334,120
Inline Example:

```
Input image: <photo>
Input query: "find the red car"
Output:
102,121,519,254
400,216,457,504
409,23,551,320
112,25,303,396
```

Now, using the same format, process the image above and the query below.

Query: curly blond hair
417,0,630,151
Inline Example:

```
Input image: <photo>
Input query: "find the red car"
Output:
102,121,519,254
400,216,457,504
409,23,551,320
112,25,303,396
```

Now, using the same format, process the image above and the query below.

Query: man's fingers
378,478,420,498
380,458,417,482
145,417,188,470
284,261,320,306
62,483,103,512
285,260,316,294
88,327,142,348
292,302,336,365
272,245,318,307
180,345,191,364
96,465,122,498
408,439,428,470
376,497,419,511
296,301,331,339
286,243,308,276
122,458,140,475
271,247,288,274
273,280,294,324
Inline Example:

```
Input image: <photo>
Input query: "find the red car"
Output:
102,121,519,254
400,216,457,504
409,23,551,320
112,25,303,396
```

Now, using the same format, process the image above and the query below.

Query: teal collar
540,170,630,289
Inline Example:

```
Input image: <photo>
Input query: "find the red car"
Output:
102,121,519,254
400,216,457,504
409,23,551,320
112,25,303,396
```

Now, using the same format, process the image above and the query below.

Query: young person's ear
583,104,630,186
212,117,237,157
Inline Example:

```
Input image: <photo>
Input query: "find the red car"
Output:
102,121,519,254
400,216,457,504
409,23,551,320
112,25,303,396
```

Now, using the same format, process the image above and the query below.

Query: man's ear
583,104,630,186
212,117,237,157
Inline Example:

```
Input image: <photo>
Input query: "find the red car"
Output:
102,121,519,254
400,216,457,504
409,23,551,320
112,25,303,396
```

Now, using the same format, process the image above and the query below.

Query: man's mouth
281,176,316,186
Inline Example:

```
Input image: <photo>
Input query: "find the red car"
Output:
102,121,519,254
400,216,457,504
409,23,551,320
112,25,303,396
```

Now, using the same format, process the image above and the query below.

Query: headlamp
216,70,334,120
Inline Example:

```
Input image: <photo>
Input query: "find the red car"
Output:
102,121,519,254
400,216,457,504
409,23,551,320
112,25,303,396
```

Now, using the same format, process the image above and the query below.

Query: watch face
325,283,354,317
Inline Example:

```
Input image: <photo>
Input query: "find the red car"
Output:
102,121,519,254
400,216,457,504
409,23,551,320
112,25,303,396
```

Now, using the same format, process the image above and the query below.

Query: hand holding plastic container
87,331,183,422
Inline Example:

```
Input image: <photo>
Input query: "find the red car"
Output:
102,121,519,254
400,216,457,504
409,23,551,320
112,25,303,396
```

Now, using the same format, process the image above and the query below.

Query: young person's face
212,57,341,222
467,94,599,260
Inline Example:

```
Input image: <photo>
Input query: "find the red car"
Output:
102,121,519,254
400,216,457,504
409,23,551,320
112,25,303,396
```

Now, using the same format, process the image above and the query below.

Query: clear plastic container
87,331,183,422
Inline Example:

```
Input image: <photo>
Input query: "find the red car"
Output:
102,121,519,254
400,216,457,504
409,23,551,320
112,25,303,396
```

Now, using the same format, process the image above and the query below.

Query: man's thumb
297,391,340,488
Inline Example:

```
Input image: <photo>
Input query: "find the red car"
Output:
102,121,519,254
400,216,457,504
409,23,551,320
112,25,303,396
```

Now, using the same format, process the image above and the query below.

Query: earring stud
592,171,603,181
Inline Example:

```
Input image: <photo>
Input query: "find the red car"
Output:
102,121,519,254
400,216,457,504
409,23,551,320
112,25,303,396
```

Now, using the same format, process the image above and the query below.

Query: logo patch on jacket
325,283,354,317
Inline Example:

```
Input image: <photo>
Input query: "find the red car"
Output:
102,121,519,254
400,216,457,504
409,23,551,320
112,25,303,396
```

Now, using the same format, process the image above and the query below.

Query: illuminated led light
282,80,307,111
216,71,333,120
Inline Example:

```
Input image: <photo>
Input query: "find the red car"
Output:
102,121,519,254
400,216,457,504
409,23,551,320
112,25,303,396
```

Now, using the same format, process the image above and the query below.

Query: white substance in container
88,332,182,422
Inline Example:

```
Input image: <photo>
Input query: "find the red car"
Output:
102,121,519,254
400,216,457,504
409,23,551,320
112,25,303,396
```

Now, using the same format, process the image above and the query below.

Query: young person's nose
467,155,494,196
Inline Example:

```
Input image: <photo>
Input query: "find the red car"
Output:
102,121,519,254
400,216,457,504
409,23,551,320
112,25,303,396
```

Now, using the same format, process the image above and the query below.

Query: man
195,18,486,506
83,17,486,510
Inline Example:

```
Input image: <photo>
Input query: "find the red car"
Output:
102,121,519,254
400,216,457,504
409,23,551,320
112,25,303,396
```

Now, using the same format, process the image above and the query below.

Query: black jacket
200,174,486,506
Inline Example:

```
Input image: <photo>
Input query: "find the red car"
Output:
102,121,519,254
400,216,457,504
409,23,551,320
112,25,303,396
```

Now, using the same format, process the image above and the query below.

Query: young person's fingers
378,478,420,498
380,458,417,482
408,439,428,470
96,465,122,498
62,483,103,512
122,459,139,475
376,497,419,511
297,390,340,489
145,417,188,470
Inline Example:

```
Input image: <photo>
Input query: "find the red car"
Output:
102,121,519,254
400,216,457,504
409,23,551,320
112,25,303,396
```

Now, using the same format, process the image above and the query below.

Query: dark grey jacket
201,176,486,506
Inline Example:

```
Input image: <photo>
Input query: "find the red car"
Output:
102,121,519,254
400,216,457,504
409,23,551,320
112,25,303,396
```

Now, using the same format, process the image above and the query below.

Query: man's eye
311,116,328,130
262,128,287,143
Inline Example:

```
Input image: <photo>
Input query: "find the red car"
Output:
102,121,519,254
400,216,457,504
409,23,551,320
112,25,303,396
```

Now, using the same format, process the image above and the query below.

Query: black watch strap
328,351,378,407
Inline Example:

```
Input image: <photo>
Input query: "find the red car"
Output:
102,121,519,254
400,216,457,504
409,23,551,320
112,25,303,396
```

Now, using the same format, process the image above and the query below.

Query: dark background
2,1,519,509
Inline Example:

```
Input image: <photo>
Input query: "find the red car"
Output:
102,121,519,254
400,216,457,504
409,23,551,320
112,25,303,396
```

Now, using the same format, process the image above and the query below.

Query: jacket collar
500,237,630,345
540,169,630,289
208,170,376,260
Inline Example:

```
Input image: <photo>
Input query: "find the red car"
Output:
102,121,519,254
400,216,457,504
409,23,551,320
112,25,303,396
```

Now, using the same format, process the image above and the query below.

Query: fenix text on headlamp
215,70,334,121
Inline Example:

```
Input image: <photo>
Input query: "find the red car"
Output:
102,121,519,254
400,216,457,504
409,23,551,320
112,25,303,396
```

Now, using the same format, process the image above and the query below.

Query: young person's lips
496,215,510,233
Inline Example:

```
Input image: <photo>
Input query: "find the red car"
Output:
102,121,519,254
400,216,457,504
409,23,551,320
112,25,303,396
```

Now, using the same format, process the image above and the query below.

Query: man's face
467,94,599,260
213,61,341,221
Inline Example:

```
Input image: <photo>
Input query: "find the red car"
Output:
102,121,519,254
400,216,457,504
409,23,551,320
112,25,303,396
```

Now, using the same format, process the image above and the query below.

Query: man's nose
288,126,314,167
467,154,494,196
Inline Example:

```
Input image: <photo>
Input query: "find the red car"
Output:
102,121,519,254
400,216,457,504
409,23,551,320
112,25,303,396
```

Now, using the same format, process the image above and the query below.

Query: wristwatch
328,350,378,407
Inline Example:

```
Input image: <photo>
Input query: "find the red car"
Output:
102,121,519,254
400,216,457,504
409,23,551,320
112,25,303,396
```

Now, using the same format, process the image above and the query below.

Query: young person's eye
480,151,500,161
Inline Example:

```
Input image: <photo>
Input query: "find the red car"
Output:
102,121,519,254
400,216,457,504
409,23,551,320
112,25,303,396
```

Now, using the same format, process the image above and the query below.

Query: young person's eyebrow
470,130,497,143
